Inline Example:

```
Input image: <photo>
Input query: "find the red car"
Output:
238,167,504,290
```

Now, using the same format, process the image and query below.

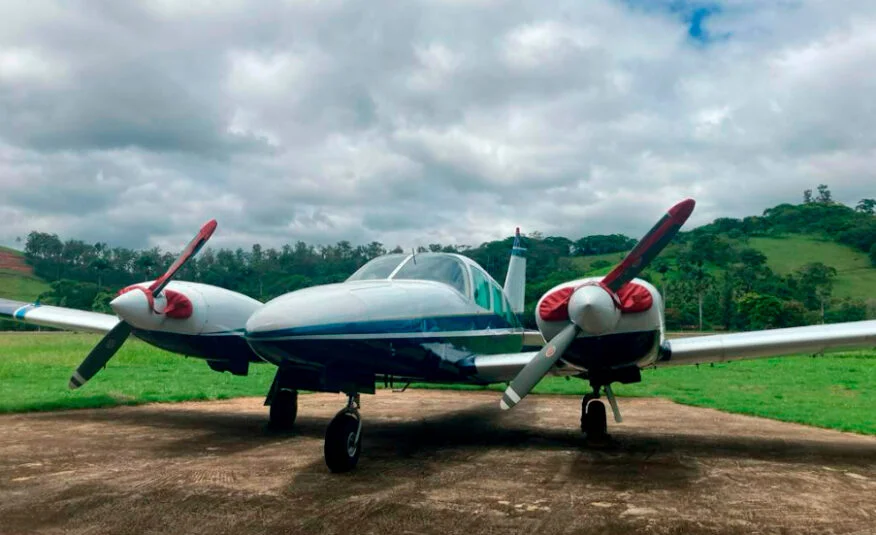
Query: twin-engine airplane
3,199,876,473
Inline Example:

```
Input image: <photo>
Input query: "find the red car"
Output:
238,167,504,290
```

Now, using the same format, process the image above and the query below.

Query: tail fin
503,228,526,314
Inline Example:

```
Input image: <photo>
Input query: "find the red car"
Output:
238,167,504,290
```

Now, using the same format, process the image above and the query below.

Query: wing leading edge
0,298,119,334
660,320,876,367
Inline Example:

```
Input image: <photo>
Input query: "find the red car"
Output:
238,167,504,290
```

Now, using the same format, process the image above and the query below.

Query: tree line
9,186,876,332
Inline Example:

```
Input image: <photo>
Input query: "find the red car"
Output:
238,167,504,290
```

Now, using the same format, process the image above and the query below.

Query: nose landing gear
581,392,607,438
580,384,622,439
324,393,362,473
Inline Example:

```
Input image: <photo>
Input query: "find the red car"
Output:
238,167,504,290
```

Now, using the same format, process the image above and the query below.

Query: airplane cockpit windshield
391,254,467,294
346,254,407,281
347,253,468,296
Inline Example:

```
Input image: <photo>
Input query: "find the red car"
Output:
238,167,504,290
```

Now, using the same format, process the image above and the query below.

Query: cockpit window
471,267,492,310
346,254,408,281
392,254,467,295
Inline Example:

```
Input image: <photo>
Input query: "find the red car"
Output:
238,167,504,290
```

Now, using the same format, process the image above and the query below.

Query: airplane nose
568,284,621,335
110,289,150,320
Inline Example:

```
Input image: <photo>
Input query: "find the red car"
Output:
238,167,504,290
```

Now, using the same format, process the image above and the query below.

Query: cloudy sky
1,0,874,251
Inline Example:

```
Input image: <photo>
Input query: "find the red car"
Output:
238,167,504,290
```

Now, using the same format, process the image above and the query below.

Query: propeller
68,219,217,390
499,199,695,410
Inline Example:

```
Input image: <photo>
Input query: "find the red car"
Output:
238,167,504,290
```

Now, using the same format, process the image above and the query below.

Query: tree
737,292,785,330
803,189,813,204
856,198,876,215
795,262,837,321
816,184,832,204
89,258,111,290
825,298,867,323
870,243,876,267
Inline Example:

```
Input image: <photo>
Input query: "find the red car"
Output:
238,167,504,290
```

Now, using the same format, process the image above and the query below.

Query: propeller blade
601,198,695,293
148,219,217,296
68,321,133,389
500,323,579,410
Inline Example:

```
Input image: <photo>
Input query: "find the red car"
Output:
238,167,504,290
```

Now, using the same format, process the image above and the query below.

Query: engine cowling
535,277,661,343
111,281,261,335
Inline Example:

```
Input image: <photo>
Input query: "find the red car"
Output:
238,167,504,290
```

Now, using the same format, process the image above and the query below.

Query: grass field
750,235,876,299
1,332,873,435
0,269,49,302
0,333,276,412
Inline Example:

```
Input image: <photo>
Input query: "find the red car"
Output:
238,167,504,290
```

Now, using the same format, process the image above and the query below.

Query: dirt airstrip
1,390,874,535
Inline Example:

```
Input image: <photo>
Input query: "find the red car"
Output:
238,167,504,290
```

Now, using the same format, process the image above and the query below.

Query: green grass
1,333,873,435
0,333,274,413
748,235,875,299
0,269,50,302
418,352,876,435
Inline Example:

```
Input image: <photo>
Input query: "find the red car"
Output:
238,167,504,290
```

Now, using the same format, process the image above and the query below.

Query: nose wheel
325,393,362,473
581,390,607,439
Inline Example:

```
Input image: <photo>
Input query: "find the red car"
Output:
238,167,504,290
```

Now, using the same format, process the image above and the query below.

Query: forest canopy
12,187,876,332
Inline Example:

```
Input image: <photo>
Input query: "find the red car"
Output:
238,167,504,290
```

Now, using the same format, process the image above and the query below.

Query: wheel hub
346,431,358,457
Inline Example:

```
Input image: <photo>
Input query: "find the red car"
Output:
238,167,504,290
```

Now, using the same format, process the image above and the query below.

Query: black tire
269,389,298,430
580,394,597,432
324,412,361,473
584,400,607,438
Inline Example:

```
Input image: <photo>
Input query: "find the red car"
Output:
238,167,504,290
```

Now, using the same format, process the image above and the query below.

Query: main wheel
269,389,298,430
583,400,607,438
324,412,361,473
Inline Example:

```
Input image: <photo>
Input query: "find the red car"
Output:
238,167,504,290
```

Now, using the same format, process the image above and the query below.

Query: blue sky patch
620,0,730,44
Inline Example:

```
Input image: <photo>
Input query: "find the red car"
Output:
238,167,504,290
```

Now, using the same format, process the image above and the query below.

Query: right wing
463,320,876,383
659,320,876,367
0,298,119,334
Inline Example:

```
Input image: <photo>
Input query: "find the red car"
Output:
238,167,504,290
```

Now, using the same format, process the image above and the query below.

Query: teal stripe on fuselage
246,313,520,339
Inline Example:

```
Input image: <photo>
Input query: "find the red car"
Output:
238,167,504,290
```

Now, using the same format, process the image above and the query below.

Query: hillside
750,236,876,299
568,235,876,300
0,248,48,302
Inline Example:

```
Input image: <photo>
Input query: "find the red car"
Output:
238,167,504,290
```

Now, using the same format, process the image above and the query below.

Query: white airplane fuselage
245,275,526,382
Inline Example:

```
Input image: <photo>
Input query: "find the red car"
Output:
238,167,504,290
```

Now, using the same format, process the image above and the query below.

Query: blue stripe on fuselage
245,313,519,339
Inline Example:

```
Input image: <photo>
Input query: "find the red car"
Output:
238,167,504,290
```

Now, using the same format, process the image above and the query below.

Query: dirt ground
1,390,874,535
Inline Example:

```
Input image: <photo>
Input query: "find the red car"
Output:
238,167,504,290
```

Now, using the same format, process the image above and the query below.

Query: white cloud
0,0,874,253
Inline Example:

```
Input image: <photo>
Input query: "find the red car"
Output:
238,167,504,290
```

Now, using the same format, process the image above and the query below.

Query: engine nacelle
112,281,262,336
535,277,664,343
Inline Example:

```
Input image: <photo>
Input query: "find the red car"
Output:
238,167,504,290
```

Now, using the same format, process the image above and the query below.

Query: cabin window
470,267,492,310
346,254,408,281
503,296,518,327
491,284,505,316
392,254,467,295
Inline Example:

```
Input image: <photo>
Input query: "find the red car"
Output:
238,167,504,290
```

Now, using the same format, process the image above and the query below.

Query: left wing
659,320,876,367
0,298,119,334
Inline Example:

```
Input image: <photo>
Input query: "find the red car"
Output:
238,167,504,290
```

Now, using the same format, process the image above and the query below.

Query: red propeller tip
668,198,696,222
202,219,218,236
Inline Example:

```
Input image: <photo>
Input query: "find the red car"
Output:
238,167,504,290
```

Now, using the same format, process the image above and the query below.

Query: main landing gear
324,393,362,473
580,384,623,439
269,388,298,430
266,369,298,430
